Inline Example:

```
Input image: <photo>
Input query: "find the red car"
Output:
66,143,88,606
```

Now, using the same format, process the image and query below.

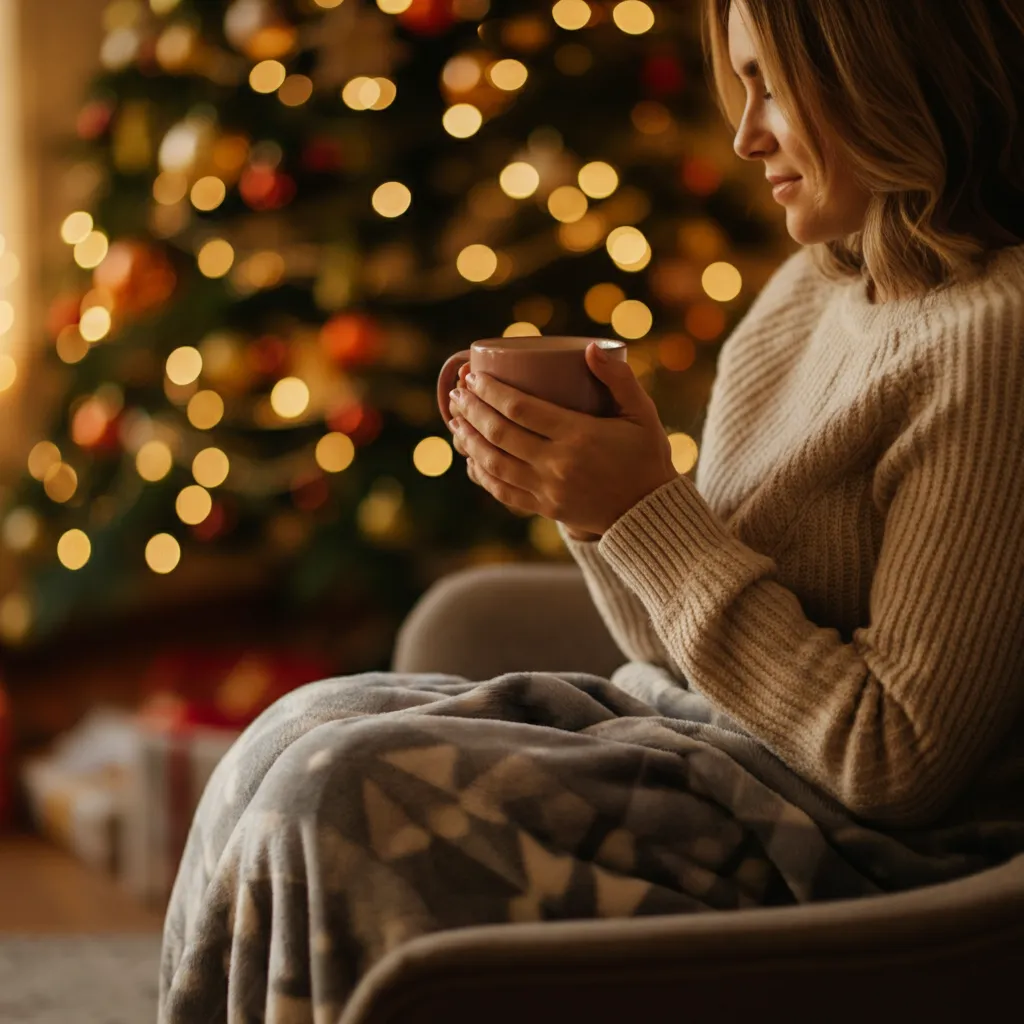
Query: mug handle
437,348,472,427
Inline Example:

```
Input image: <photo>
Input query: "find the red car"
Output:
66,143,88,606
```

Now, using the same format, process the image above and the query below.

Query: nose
733,105,776,162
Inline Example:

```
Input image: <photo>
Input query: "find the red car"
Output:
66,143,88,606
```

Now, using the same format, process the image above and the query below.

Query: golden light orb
610,298,653,339
197,238,234,278
0,300,13,336
28,441,61,480
488,59,528,91
278,74,314,107
79,306,112,342
371,181,412,218
613,0,655,34
136,439,174,481
190,176,227,212
412,436,453,477
249,59,287,94
43,462,78,504
456,244,498,282
369,78,397,110
270,377,310,419
442,103,483,138
165,345,202,385
60,211,93,245
192,447,230,488
606,225,648,265
314,0,345,7
57,327,89,364
0,592,32,643
342,76,382,110
503,322,541,337
701,261,743,302
74,231,109,270
0,354,16,392
442,55,481,92
547,185,589,224
175,484,213,525
145,533,181,574
153,171,189,205
668,432,699,474
377,0,412,11
552,0,591,30
557,213,607,253
499,161,540,199
315,432,356,473
578,161,619,199
3,508,40,552
584,282,626,323
57,529,91,571
186,390,225,429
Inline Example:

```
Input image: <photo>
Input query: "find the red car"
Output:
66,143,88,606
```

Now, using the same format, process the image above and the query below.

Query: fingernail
450,417,463,432
465,372,478,389
591,343,608,362
449,388,464,404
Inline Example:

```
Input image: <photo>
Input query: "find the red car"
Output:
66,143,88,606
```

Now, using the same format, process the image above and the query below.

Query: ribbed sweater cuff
597,474,752,608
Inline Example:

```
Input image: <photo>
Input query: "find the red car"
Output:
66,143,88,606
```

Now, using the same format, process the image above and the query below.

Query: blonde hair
703,0,1024,300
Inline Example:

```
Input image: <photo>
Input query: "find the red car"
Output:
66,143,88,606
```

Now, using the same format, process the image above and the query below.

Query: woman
160,1,1024,1020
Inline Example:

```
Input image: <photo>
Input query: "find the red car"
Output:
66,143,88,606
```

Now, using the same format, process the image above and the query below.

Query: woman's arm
593,329,1024,829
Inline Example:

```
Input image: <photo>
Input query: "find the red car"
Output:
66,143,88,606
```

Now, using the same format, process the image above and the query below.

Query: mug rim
470,336,625,352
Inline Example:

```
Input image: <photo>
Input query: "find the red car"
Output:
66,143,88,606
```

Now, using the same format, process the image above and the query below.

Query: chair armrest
390,564,625,680
341,854,1024,1024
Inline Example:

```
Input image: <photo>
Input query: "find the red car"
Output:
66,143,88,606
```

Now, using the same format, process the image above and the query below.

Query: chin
785,210,832,246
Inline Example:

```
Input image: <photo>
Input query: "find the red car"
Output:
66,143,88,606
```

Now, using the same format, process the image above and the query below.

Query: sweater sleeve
556,520,682,674
594,321,1024,828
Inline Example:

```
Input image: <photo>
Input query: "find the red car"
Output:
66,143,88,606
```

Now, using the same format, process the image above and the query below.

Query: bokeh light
668,432,699,474
74,231,109,269
270,377,310,418
190,176,227,211
606,225,648,265
43,462,78,503
28,441,62,480
611,299,653,339
60,211,93,245
145,533,181,574
186,390,225,429
176,484,213,525
702,261,743,302
487,59,528,91
552,0,591,30
613,0,655,34
278,74,314,106
192,447,230,488
197,238,234,278
443,104,483,138
249,59,287,94
499,162,540,199
136,439,174,481
165,345,202,385
413,437,453,477
547,185,588,223
315,432,356,473
0,354,16,392
57,529,91,571
503,322,541,337
578,161,619,199
457,244,498,282
584,282,625,323
79,306,112,342
372,181,412,218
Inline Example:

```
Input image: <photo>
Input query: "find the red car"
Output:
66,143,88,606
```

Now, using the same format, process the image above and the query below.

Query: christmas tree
0,0,785,653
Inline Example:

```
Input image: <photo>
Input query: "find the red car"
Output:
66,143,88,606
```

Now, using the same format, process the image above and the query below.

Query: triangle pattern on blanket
379,744,459,794
362,778,432,861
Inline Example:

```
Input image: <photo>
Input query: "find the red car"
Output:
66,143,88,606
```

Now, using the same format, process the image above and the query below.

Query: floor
0,834,163,933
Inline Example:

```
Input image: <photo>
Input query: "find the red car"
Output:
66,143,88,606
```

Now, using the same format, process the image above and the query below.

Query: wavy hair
702,0,1024,300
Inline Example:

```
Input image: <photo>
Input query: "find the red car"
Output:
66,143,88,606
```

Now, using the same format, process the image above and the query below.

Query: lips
767,175,801,186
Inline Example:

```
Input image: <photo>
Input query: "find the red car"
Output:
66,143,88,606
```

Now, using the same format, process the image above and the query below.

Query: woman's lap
158,670,791,1024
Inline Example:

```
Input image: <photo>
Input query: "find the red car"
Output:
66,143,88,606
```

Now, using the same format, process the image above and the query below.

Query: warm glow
165,345,202,385
503,322,541,337
153,171,189,205
278,74,314,106
192,447,230,488
412,437,453,477
668,432,699,474
557,213,606,252
43,462,78,503
0,354,16,392
28,441,62,481
443,104,483,138
74,231,109,269
547,185,588,223
186,390,224,429
57,529,91,571
270,376,310,418
342,76,383,110
487,59,528,91
314,0,345,7
315,432,356,473
606,225,648,265
60,211,93,245
79,306,112,342
190,176,227,211
499,162,540,199
611,298,653,339
197,238,234,278
176,484,213,525
372,181,412,218
3,508,39,552
145,533,181,574
456,244,498,282
613,0,655,34
442,55,481,92
249,59,287,94
578,161,619,199
702,261,743,302
377,0,412,11
552,0,591,30
136,439,174,481
369,78,397,110
584,282,625,323
0,300,12,336
0,592,31,643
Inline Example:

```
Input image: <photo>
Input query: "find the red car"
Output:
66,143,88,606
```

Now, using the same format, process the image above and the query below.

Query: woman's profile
159,2,1024,1021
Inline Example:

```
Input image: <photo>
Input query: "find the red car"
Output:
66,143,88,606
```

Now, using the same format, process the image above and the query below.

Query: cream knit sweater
559,242,1024,830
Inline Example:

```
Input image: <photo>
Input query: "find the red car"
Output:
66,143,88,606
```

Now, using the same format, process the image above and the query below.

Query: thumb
586,343,650,418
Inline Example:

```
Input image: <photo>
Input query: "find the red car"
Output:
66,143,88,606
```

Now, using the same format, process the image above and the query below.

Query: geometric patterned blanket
158,670,1024,1023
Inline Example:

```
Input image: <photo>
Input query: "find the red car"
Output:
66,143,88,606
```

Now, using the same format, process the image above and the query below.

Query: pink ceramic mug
437,336,628,428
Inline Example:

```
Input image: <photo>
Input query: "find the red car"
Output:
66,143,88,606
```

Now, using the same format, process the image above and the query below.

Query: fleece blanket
158,669,1024,1023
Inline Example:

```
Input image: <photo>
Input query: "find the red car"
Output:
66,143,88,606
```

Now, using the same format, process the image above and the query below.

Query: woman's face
727,1,870,244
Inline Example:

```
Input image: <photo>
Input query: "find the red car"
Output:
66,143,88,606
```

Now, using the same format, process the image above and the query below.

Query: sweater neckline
837,242,1024,336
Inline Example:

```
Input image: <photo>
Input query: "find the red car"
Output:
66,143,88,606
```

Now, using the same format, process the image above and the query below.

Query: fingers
466,458,539,516
463,372,581,441
449,386,547,463
450,415,536,492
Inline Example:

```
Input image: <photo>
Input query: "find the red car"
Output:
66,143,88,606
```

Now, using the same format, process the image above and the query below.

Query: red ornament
239,164,297,211
302,138,345,174
291,472,330,513
397,0,455,36
642,53,685,98
246,335,290,377
46,292,84,338
70,399,122,453
326,402,383,447
76,99,115,141
190,499,234,542
93,240,177,317
319,313,382,366
682,156,724,197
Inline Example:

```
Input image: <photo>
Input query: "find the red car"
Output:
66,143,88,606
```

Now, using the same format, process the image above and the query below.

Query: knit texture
560,242,1024,829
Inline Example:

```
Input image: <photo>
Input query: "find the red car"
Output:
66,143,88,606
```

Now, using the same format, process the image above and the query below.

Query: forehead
727,2,758,66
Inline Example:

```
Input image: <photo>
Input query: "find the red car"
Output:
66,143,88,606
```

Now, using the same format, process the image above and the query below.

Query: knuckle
504,398,525,422
481,452,500,476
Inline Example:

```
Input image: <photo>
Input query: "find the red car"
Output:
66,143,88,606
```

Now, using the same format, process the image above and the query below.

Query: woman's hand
446,343,678,539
